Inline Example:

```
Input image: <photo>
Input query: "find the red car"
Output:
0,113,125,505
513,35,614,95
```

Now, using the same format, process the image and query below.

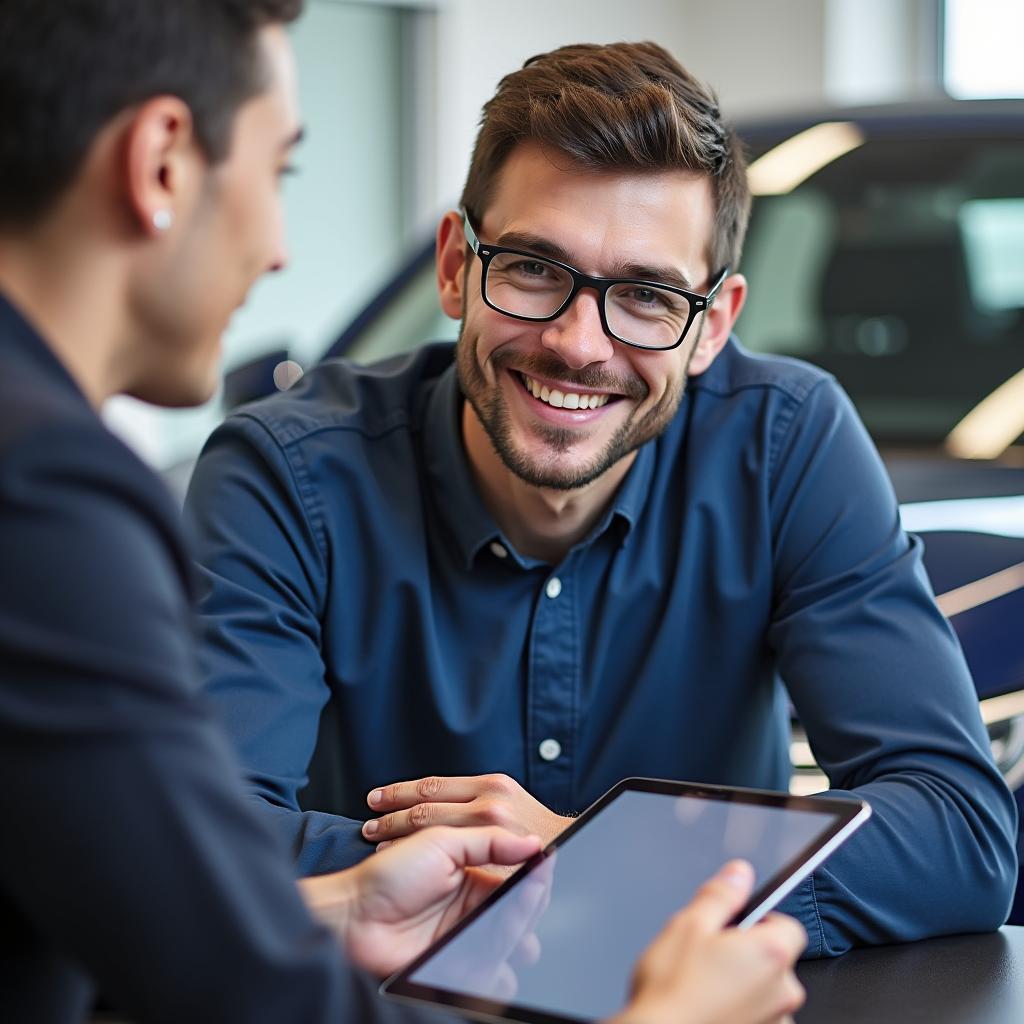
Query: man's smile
518,370,614,410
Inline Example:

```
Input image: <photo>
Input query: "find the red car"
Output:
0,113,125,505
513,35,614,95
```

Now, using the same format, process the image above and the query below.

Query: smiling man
185,42,1018,957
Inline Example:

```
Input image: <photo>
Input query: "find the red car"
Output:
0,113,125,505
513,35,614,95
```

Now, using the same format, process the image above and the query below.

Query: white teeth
520,373,609,411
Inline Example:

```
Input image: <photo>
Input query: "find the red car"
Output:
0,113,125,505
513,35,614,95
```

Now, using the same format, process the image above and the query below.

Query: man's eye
512,260,549,277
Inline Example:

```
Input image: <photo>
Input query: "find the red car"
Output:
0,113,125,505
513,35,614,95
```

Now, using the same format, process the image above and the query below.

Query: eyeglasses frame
462,211,729,352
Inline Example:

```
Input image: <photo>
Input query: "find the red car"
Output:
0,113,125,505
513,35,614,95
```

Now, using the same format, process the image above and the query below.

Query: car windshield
736,133,1024,450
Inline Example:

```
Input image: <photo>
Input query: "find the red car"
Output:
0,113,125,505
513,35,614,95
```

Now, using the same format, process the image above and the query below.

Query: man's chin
126,366,220,409
497,440,623,492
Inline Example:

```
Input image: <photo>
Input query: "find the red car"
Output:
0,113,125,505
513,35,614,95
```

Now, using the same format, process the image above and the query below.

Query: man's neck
462,402,635,564
0,222,128,409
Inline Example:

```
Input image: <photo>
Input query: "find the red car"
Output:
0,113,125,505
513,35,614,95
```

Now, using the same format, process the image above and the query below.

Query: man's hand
298,826,543,978
609,861,807,1024
362,774,572,848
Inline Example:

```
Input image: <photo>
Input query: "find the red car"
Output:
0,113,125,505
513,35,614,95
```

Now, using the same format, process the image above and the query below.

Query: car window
736,136,1024,448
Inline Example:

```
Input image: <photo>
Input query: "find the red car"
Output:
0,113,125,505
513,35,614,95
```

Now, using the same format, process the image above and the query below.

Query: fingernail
368,789,383,808
722,861,753,888
363,819,379,837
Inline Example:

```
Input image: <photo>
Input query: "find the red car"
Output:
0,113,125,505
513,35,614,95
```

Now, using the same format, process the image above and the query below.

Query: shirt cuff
777,873,826,959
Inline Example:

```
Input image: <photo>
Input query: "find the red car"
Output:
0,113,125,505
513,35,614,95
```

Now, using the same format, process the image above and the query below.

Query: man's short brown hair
460,41,750,275
0,0,303,229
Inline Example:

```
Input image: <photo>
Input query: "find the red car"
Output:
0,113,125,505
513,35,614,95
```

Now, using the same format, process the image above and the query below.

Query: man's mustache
491,350,649,402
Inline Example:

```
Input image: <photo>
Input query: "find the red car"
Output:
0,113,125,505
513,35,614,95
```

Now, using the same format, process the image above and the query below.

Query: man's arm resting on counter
767,379,1018,956
186,413,379,873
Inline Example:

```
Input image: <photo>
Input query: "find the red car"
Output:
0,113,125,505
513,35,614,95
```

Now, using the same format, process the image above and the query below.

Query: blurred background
104,0,1024,469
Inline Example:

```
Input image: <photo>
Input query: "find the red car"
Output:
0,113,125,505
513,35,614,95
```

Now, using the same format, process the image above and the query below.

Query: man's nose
268,238,289,274
539,289,615,369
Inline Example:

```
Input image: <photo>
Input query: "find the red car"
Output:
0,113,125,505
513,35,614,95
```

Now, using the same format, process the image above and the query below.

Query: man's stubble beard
455,320,702,491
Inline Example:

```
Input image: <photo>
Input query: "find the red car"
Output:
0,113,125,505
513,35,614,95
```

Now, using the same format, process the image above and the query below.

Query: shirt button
489,541,508,559
538,738,562,761
545,577,562,599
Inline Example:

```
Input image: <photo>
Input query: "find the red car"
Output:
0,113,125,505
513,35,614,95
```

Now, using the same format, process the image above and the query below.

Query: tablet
381,777,870,1024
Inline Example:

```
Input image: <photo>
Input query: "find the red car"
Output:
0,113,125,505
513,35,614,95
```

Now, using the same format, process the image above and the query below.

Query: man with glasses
185,41,1018,958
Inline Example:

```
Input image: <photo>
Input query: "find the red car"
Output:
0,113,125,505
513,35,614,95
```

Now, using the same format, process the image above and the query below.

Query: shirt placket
525,562,577,813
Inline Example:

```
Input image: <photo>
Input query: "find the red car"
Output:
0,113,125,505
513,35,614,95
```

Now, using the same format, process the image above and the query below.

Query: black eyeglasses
462,211,727,352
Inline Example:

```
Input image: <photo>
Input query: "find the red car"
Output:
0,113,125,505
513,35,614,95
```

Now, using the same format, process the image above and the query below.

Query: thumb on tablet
686,860,755,931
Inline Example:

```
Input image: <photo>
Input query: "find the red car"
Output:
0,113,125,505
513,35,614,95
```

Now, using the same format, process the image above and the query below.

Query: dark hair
0,0,304,227
460,41,751,273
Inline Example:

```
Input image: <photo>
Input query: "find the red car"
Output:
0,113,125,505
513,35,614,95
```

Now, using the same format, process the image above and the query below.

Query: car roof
737,98,1024,148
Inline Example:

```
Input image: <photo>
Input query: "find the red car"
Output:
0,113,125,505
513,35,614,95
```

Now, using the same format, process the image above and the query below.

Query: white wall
427,0,829,219
106,0,410,467
826,0,943,105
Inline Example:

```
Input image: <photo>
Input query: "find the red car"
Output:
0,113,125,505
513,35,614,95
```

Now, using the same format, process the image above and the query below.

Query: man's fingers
394,825,543,871
676,860,755,932
753,912,808,963
508,930,542,969
490,962,519,1001
363,801,495,840
363,790,531,839
450,826,543,870
363,802,469,840
368,774,512,812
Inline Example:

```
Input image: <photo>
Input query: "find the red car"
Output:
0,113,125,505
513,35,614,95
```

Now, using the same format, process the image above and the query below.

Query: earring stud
152,209,173,232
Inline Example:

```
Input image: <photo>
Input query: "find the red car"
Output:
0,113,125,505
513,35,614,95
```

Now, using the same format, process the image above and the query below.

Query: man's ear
122,96,198,238
436,209,468,320
687,273,747,376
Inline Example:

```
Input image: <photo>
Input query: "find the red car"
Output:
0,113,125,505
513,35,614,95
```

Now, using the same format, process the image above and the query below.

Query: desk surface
796,926,1024,1023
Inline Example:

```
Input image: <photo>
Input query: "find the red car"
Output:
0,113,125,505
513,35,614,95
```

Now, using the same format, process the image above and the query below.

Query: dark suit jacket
0,293,445,1023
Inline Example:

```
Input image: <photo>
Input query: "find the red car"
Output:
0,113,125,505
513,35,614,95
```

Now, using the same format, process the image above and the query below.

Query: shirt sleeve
184,413,371,874
0,424,365,1022
767,377,1018,957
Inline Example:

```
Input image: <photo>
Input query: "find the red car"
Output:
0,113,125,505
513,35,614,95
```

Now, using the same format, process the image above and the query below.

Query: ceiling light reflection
747,122,865,196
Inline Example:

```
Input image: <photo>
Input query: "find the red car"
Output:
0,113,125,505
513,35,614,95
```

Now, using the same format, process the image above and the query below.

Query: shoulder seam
232,413,330,606
766,376,834,483
235,407,414,450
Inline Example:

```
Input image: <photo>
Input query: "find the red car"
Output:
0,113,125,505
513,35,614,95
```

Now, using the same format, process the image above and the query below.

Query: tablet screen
385,779,869,1024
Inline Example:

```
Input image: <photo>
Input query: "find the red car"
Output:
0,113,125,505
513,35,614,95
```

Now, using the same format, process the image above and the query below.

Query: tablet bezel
381,777,870,1024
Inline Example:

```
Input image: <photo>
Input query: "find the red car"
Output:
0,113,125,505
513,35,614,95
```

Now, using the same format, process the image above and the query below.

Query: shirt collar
423,357,656,569
424,362,507,569
600,436,655,549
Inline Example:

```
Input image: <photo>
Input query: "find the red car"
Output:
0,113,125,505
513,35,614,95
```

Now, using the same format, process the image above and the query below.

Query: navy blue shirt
186,339,1018,959
0,293,432,1023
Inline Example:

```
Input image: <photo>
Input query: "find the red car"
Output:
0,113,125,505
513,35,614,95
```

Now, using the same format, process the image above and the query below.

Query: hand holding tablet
299,826,544,977
608,859,807,1024
383,778,870,1023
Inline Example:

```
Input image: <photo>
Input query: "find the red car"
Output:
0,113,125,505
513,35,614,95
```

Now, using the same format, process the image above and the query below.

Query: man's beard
455,322,701,491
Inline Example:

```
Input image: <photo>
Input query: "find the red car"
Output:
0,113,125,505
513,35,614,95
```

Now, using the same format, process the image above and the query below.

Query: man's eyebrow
611,261,694,291
494,230,695,291
494,231,571,261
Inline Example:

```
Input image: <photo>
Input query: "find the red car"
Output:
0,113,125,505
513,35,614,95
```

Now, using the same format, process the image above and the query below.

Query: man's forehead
481,143,715,281
246,25,302,137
